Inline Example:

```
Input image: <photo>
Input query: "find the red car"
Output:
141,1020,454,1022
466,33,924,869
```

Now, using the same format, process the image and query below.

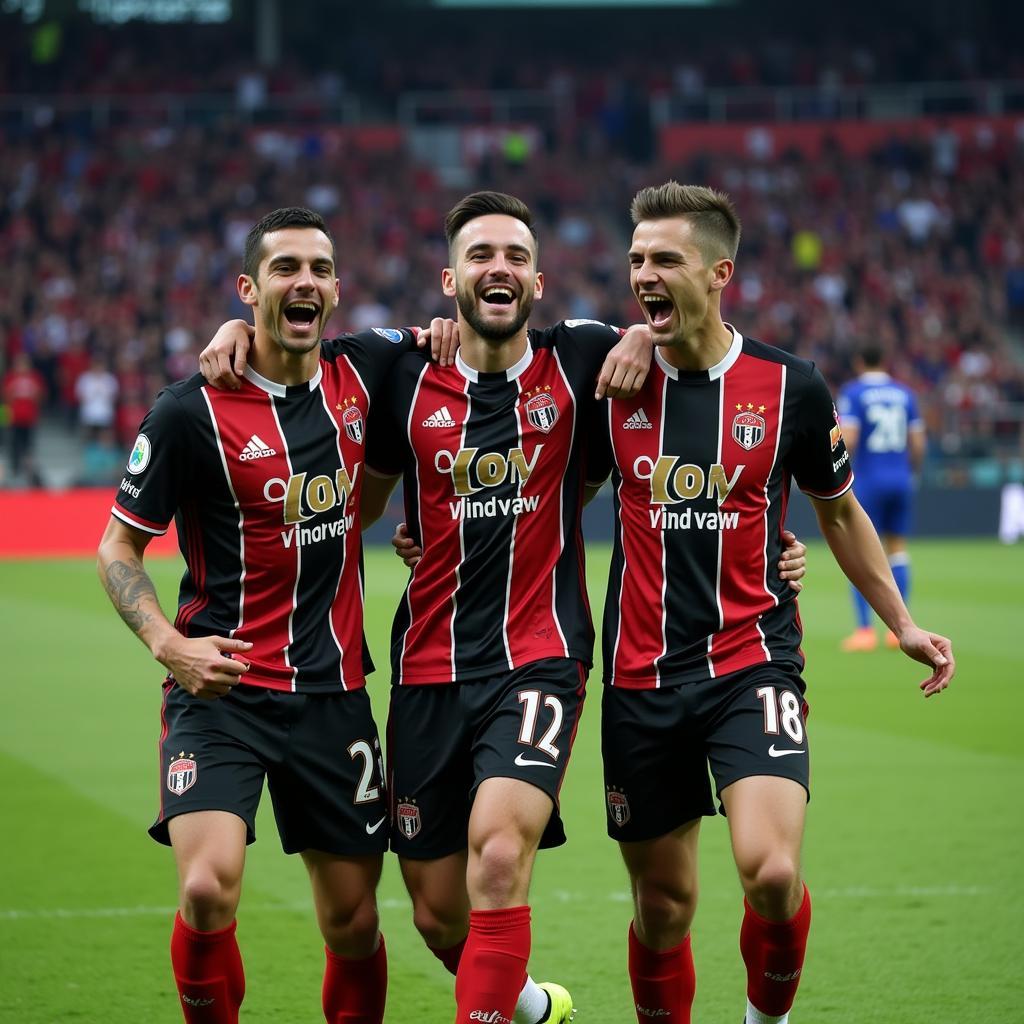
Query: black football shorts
151,681,389,856
387,657,587,860
601,663,810,842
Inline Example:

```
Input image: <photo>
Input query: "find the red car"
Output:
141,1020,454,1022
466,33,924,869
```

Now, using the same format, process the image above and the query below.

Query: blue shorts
856,477,912,536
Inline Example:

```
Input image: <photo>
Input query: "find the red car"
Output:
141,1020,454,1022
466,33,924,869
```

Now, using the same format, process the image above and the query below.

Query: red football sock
429,936,467,976
740,885,812,1017
170,911,245,1024
627,922,696,1024
455,906,531,1024
322,935,387,1024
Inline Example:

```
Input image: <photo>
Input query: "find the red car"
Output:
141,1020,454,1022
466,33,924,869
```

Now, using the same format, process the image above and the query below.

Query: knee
180,867,240,930
320,894,380,957
739,853,802,917
410,896,468,950
469,832,531,906
632,878,697,946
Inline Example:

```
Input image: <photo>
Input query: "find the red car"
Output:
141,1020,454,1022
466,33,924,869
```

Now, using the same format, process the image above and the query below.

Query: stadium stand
1,4,1022,492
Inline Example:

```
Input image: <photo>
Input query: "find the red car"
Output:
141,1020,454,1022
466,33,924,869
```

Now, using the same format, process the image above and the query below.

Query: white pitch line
0,886,989,922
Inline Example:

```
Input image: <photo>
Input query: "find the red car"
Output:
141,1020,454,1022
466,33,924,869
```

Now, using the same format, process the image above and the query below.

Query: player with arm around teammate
590,182,954,1024
97,207,425,1024
837,343,926,651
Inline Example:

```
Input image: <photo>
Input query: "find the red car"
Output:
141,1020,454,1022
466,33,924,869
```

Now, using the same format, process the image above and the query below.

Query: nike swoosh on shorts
768,744,805,758
365,816,387,834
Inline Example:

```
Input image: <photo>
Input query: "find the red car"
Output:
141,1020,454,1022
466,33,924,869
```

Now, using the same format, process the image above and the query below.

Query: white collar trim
654,324,744,381
456,344,533,383
242,362,323,397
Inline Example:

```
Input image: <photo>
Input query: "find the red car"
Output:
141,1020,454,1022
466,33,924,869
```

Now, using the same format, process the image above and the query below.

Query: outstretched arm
97,517,252,698
809,491,953,696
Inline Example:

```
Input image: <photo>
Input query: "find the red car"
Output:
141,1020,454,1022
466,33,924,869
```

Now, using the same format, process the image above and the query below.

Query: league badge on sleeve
830,405,844,451
524,386,559,434
167,753,198,796
732,403,766,451
372,328,405,344
127,433,152,475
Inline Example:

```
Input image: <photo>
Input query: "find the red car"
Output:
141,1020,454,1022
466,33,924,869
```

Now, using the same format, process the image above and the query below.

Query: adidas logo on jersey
423,406,456,428
239,434,277,461
623,408,654,430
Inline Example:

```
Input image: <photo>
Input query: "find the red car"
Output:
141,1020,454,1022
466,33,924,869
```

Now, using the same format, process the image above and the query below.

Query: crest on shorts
524,387,558,434
606,786,630,827
732,403,766,451
397,800,421,839
167,753,197,796
338,396,364,444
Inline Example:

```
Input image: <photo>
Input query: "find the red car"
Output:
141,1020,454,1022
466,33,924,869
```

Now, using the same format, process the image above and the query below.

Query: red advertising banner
0,489,179,559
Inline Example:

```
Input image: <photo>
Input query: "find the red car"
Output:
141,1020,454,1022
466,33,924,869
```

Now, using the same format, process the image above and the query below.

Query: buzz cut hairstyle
630,181,741,263
444,191,538,261
243,207,335,280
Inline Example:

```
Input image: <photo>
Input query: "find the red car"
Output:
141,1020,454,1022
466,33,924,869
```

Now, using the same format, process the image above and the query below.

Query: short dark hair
444,191,537,260
630,181,741,263
859,343,885,369
243,207,335,279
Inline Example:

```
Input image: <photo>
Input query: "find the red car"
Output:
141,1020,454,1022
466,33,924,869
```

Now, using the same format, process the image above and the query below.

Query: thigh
619,817,702,901
470,658,587,850
720,774,807,878
702,665,810,807
267,689,389,857
399,849,470,922
150,682,267,846
169,810,248,887
389,684,474,860
303,848,383,919
602,685,715,843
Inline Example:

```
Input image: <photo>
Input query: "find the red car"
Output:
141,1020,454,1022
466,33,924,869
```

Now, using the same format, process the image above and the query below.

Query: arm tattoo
103,557,158,635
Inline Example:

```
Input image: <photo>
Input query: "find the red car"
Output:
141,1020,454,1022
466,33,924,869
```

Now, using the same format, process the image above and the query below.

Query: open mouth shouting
282,299,321,334
639,292,674,330
480,284,517,310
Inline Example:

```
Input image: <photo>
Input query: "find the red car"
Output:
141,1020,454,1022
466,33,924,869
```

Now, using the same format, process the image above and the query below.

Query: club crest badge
167,754,197,796
338,397,364,444
606,787,630,827
732,403,766,451
397,801,421,839
524,387,558,434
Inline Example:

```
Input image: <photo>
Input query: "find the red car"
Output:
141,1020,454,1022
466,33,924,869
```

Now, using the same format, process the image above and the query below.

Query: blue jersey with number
837,371,922,534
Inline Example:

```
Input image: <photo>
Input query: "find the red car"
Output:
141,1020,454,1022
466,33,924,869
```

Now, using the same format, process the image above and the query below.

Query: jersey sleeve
111,388,192,535
365,356,418,478
546,319,625,381
787,367,854,500
321,327,420,399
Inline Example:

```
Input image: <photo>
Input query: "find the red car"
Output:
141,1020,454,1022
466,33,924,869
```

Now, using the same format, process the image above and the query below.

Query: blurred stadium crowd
2,9,1023,487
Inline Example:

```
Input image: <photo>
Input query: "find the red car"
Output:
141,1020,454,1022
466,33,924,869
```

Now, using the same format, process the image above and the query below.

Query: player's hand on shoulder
157,634,253,700
895,626,955,698
199,320,255,390
391,521,423,569
414,317,459,367
596,323,652,400
778,529,807,592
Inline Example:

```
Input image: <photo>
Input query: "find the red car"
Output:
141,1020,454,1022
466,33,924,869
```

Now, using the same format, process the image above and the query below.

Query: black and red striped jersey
367,319,621,685
591,327,853,689
111,328,417,693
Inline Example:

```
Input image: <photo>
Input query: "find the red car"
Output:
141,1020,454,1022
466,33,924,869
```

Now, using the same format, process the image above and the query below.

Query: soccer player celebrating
97,207,426,1024
837,343,926,651
589,182,954,1024
359,191,654,1024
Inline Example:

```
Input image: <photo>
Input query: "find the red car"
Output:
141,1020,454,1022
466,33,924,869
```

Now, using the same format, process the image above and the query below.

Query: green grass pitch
1,539,1021,1022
